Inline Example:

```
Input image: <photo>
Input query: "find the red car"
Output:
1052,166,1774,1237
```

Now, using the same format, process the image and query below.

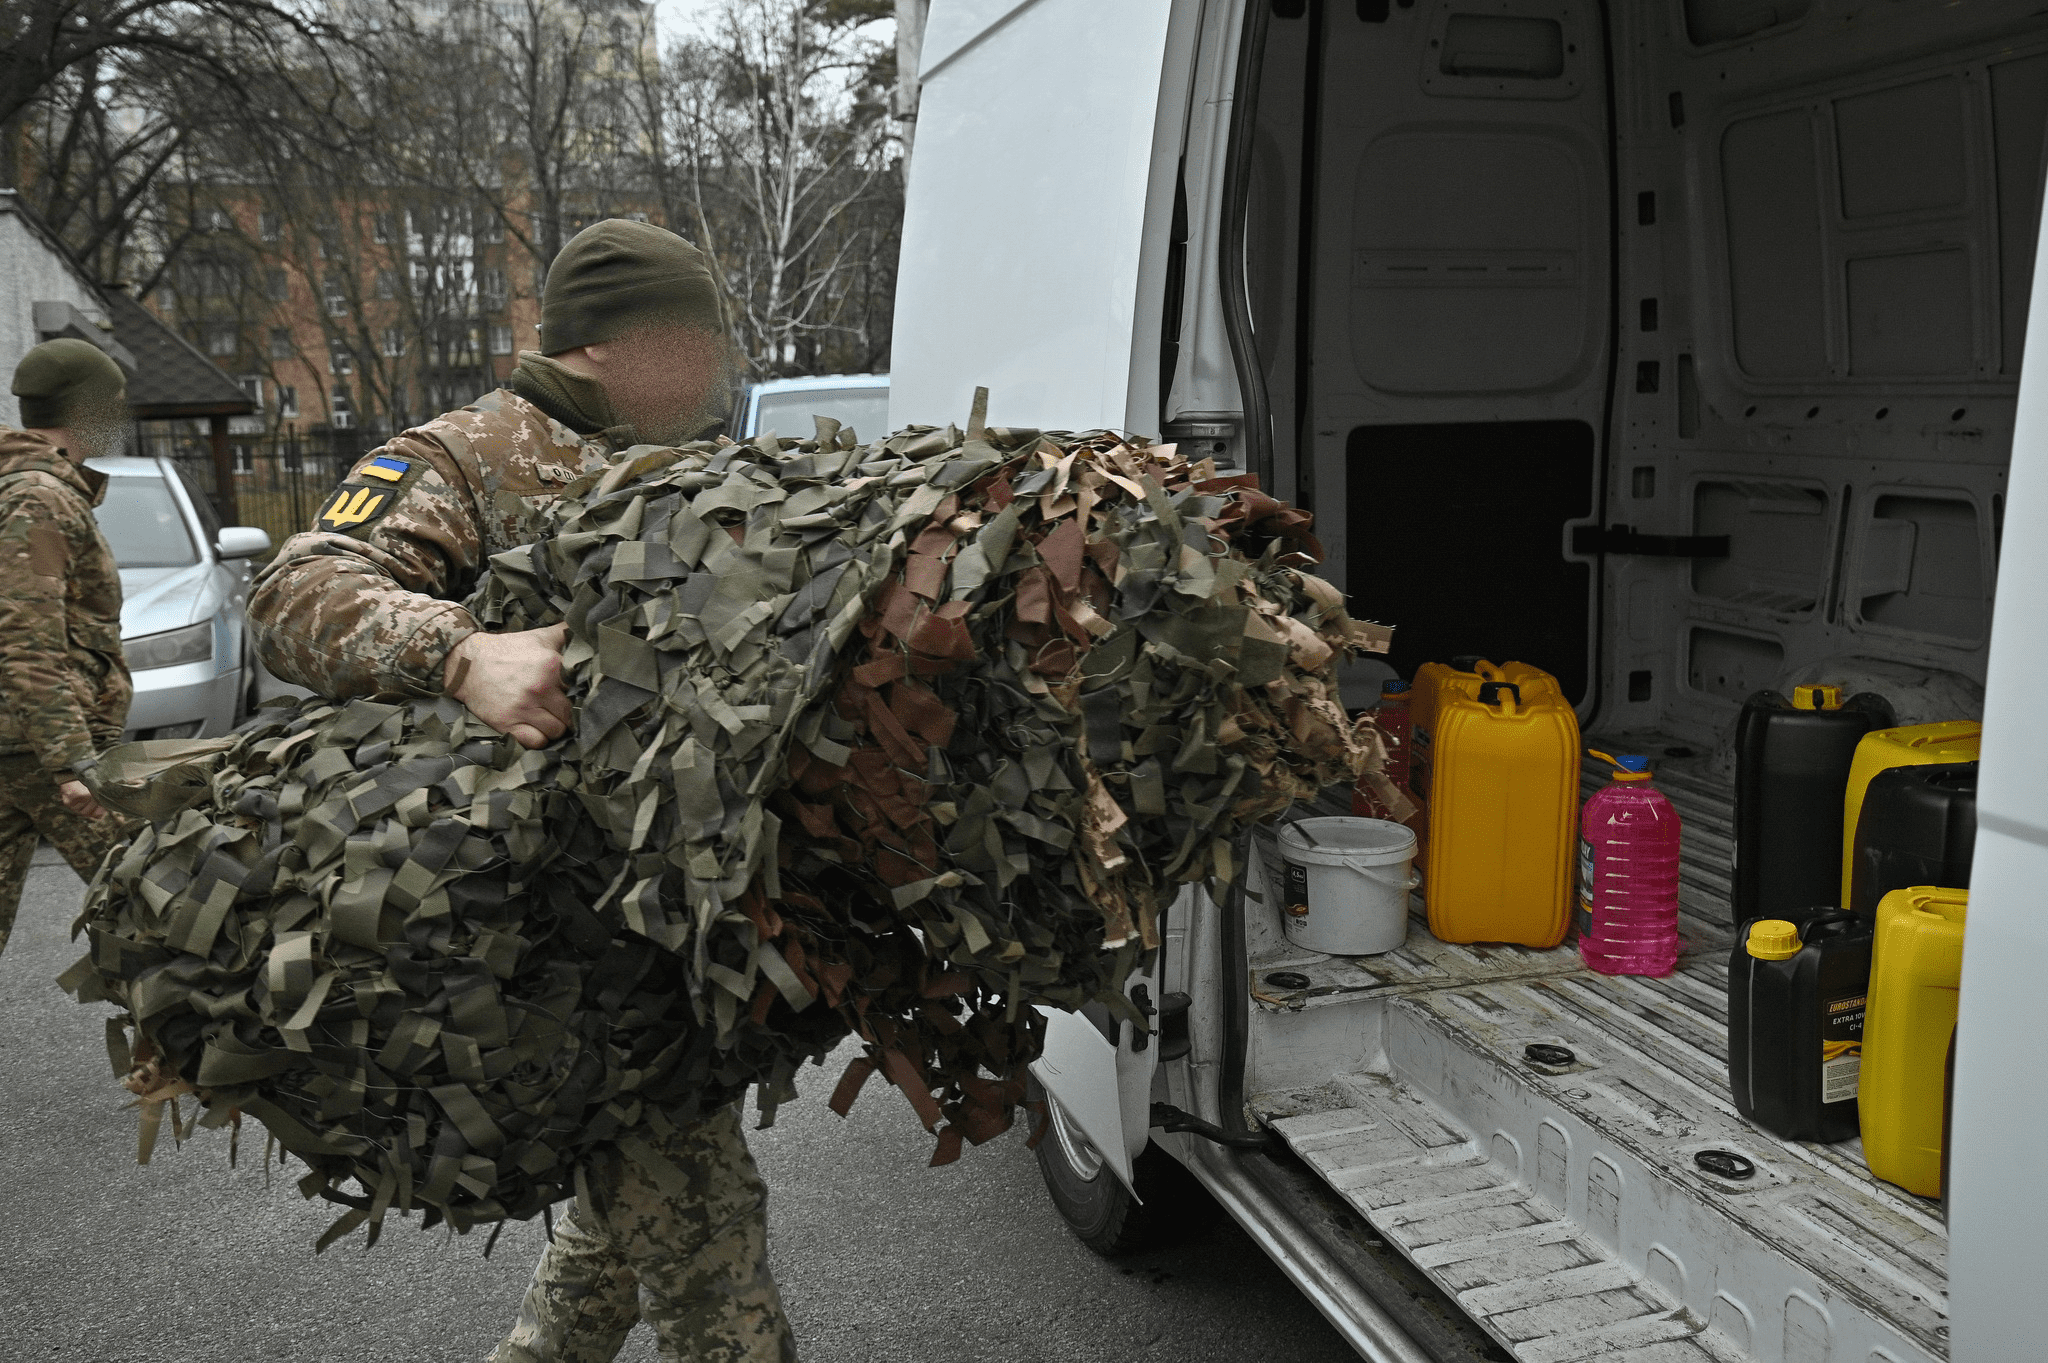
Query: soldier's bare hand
443,624,575,749
58,779,106,820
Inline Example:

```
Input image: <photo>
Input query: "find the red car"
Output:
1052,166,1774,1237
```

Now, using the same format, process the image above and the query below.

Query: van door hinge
1571,523,1730,558
1128,984,1155,1052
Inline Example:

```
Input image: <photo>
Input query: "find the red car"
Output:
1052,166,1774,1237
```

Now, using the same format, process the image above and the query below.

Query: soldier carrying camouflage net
249,219,798,1363
0,339,134,962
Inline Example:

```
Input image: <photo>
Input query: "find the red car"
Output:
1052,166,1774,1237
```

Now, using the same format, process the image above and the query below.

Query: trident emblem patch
319,485,388,531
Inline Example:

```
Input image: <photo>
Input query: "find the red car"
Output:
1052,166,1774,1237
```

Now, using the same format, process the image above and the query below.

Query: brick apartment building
149,0,660,454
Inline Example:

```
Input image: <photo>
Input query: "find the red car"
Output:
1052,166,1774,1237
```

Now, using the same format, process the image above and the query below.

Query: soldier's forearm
249,556,479,699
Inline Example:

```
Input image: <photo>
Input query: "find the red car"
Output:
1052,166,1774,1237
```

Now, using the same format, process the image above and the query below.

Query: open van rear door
889,0,1184,432
1950,163,2048,1362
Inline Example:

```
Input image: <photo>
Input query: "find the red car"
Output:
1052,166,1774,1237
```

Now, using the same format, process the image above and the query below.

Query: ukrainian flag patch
359,455,410,483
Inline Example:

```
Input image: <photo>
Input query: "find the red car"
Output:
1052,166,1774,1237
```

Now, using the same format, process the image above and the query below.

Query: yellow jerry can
1860,885,1967,1198
1422,675,1580,947
1409,659,1563,800
1841,722,1981,907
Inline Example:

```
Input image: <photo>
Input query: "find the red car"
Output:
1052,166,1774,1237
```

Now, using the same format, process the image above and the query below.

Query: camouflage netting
64,399,1393,1248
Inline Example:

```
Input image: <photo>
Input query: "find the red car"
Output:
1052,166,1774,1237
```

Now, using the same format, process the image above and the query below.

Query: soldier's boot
488,1205,643,1363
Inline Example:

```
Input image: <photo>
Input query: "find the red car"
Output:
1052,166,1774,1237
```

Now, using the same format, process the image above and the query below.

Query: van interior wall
1606,0,2046,743
1252,0,2048,745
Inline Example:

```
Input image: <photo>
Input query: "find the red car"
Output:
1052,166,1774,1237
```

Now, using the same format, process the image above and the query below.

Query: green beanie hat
13,338,127,429
539,219,726,355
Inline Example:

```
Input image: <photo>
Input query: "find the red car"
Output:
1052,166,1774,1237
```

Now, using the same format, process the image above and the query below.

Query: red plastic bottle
1578,750,1682,976
1354,679,1412,819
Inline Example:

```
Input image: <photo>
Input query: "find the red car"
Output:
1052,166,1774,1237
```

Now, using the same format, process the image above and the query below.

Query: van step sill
1265,1076,1746,1363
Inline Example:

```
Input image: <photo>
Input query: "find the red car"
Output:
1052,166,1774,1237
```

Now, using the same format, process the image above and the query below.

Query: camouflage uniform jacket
250,390,616,699
0,430,129,774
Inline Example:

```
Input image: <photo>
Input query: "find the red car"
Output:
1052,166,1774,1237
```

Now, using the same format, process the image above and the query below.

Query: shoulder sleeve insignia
317,483,394,534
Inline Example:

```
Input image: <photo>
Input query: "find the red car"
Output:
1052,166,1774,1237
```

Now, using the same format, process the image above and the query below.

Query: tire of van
1029,1077,1222,1255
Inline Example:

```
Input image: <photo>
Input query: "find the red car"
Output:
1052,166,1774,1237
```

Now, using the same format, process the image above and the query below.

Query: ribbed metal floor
1248,744,1945,1362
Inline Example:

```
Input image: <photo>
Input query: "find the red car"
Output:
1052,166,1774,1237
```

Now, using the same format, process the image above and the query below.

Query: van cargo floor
1246,746,1946,1362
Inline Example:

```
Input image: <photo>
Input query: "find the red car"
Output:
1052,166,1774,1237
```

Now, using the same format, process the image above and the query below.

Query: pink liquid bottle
1577,750,1682,977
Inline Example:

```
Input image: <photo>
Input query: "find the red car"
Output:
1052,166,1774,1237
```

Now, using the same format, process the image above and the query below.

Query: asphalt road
0,850,1360,1363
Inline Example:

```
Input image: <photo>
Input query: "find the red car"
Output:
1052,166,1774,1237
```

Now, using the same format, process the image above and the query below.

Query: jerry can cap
1792,683,1845,711
1746,919,1803,960
1588,750,1653,781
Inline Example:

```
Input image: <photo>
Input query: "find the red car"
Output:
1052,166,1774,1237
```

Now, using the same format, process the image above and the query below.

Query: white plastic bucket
1276,816,1418,955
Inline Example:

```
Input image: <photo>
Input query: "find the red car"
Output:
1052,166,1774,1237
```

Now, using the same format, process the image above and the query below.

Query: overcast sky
651,0,710,41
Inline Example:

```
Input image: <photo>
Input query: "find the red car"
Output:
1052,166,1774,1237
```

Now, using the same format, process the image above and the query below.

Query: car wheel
1029,1077,1222,1256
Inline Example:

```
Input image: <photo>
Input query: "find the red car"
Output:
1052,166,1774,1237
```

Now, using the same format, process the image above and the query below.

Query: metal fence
130,425,365,551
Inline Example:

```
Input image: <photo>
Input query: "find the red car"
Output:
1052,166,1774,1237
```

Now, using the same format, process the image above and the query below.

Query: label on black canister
1575,838,1595,940
1285,859,1310,920
1821,992,1867,1104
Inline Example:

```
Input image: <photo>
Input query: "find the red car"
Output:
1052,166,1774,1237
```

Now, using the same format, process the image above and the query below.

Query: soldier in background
249,219,798,1363
0,339,133,960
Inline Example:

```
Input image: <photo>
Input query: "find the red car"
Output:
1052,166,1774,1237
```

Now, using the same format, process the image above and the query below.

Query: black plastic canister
1847,761,1977,924
1733,686,1895,924
1727,912,1872,1143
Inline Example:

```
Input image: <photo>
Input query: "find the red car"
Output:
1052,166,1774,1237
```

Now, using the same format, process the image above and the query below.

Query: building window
375,269,399,300
237,375,266,412
182,257,238,299
625,211,648,224
412,262,433,294
379,326,406,358
278,384,299,420
372,212,395,244
328,341,353,375
265,268,288,302
206,206,233,233
480,267,506,309
489,324,514,355
331,386,355,430
474,210,503,244
206,326,237,358
269,327,292,360
323,277,347,317
259,211,281,243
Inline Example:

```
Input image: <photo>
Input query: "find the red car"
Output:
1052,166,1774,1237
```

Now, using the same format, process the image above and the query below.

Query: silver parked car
87,455,271,739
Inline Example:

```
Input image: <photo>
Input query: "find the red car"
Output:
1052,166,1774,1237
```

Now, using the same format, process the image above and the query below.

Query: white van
891,3,2048,1361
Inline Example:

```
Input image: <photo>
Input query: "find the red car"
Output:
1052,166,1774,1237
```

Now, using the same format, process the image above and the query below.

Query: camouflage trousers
0,754,128,961
489,1102,797,1363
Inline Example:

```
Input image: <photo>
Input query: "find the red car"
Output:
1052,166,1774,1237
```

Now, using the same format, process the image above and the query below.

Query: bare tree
0,0,333,132
648,0,896,377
